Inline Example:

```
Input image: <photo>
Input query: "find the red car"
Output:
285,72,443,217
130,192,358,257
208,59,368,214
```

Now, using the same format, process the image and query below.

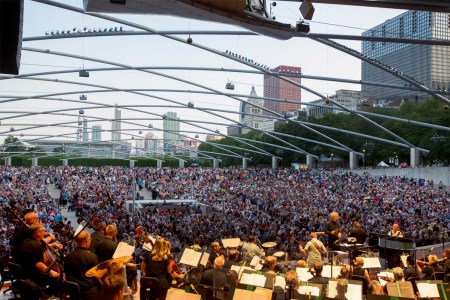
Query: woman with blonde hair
417,254,443,280
140,237,184,300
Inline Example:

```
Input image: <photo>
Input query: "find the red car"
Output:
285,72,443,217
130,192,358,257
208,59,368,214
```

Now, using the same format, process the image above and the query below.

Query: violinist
403,255,419,280
261,256,277,273
141,237,185,300
89,221,105,254
224,249,241,269
134,226,150,264
18,223,60,291
417,254,442,280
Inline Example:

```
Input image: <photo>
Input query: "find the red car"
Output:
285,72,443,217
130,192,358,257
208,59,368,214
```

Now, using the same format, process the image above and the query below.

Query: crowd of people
1,166,450,256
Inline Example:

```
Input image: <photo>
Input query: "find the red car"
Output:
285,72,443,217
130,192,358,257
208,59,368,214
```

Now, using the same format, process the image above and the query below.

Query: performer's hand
50,242,63,250
50,270,59,278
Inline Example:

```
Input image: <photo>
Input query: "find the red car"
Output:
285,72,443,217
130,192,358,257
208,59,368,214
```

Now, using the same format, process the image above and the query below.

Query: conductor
325,212,341,250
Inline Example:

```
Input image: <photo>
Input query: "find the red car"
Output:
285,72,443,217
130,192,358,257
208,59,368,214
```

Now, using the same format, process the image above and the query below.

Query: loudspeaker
299,0,315,21
0,0,24,75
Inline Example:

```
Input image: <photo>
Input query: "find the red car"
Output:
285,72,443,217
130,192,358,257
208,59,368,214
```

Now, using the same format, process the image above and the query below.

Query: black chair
0,257,14,291
197,284,226,300
350,275,368,295
139,277,160,300
432,272,445,281
2,262,23,298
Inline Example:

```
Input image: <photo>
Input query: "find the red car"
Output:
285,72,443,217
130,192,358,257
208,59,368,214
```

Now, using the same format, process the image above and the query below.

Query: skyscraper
362,11,450,101
264,65,302,115
111,104,121,142
92,124,102,142
162,112,180,153
82,118,88,142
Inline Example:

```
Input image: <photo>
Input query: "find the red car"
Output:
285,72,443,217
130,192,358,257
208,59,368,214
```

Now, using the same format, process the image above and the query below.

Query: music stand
385,281,415,298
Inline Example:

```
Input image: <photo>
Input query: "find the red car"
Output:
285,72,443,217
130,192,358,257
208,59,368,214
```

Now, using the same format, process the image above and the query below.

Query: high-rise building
264,65,302,115
162,112,180,153
82,118,88,142
362,11,450,101
111,104,121,142
92,124,102,142
144,132,160,156
241,86,265,134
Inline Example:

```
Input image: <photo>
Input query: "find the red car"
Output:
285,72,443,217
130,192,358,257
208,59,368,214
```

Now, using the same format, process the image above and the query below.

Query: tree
0,135,26,152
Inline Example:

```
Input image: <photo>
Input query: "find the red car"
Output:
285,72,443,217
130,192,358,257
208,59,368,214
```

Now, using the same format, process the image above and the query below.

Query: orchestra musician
299,232,327,266
103,274,126,300
12,211,59,261
224,249,241,269
208,241,222,267
260,256,277,273
140,237,185,300
242,235,264,264
200,256,228,291
335,279,348,300
18,223,61,294
64,230,103,300
443,248,450,281
308,261,329,285
325,212,341,250
284,270,302,299
95,225,138,295
388,223,403,238
417,254,442,280
349,221,367,244
89,221,106,254
403,255,419,280
351,257,371,285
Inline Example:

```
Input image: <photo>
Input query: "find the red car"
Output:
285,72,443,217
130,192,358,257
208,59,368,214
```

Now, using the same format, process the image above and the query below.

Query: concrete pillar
179,159,185,168
31,158,38,167
62,159,68,167
157,160,162,169
130,160,135,168
213,158,220,168
242,157,248,169
410,148,421,167
5,157,11,166
272,156,279,169
349,152,358,170
306,155,314,169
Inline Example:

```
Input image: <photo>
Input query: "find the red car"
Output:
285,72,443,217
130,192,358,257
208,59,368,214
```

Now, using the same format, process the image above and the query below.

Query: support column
5,157,11,167
31,158,38,167
272,156,279,169
179,159,185,168
410,148,421,167
62,159,68,167
306,155,314,169
349,152,358,170
242,157,248,169
156,160,162,169
130,160,135,168
213,158,220,168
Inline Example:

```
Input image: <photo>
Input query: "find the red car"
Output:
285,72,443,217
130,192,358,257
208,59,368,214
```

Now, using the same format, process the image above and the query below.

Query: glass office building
362,11,450,101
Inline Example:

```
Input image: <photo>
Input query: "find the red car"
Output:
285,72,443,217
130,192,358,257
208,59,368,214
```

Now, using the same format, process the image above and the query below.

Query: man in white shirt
300,232,327,266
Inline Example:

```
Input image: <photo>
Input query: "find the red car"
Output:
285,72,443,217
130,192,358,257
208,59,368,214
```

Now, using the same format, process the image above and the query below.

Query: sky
0,0,406,146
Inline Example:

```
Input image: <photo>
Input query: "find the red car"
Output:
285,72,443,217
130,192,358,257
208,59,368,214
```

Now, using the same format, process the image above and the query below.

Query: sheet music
250,256,262,267
166,288,201,300
221,238,241,248
231,265,253,278
233,288,271,300
322,265,341,278
240,273,267,287
416,282,440,298
199,252,209,267
377,271,393,286
274,275,286,288
298,285,320,296
296,268,314,281
327,280,362,300
113,242,135,258
400,255,408,267
143,235,156,251
74,224,84,237
362,257,382,269
179,248,202,267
